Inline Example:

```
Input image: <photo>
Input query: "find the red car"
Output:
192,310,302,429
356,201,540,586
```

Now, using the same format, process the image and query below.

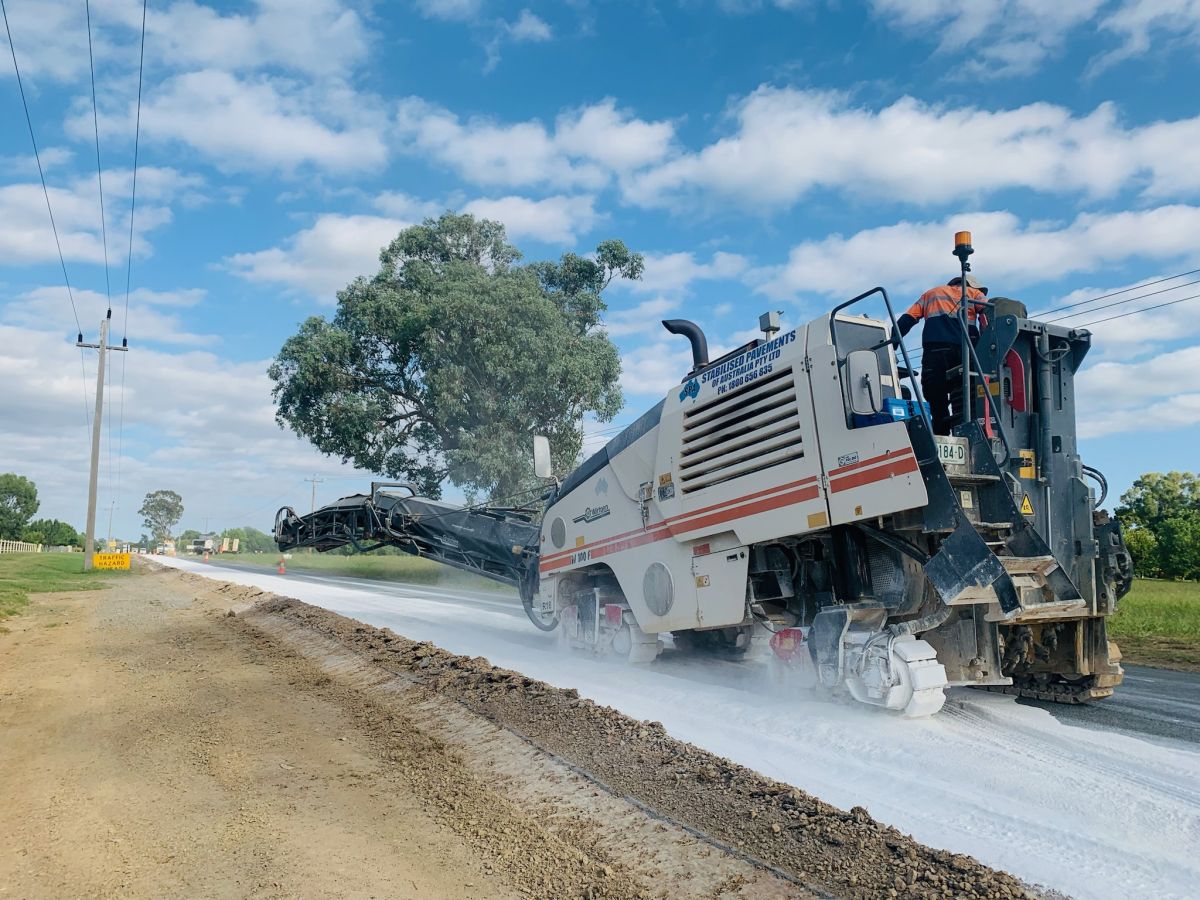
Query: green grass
0,553,121,619
205,551,511,594
1109,579,1200,671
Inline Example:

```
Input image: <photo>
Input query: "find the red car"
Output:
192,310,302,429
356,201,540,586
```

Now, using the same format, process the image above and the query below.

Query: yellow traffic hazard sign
93,552,131,570
1020,494,1035,516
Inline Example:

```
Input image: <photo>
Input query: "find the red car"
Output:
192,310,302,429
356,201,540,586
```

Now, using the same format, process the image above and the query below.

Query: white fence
0,540,42,554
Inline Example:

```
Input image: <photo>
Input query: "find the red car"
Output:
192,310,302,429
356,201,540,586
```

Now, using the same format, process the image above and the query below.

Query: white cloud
139,0,371,79
869,0,1200,76
1078,391,1200,439
462,194,599,243
413,0,484,21
0,167,197,266
619,341,695,397
372,192,448,220
393,97,675,190
0,0,91,82
4,286,215,346
603,297,679,338
75,70,389,174
67,0,374,81
0,322,373,538
757,206,1200,300
555,99,677,172
508,9,552,41
1077,345,1200,437
1100,0,1200,63
631,250,748,295
2,0,372,84
625,87,1200,210
869,0,1105,76
225,213,409,301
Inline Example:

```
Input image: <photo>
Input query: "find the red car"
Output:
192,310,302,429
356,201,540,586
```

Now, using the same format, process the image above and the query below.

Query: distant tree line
0,473,81,546
1117,472,1200,580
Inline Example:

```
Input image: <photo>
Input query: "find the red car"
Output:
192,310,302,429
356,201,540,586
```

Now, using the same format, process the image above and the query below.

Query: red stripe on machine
538,474,819,566
666,483,821,536
829,454,919,493
828,448,913,476
538,479,822,573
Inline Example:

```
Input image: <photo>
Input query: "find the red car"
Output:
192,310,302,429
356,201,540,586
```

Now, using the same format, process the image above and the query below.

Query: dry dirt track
0,563,1033,899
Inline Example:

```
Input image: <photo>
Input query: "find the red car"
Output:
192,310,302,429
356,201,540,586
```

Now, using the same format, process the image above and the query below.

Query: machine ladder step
948,472,1002,484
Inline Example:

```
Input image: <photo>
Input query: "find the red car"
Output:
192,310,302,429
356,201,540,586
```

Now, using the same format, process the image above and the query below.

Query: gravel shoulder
0,563,520,899
0,562,1035,899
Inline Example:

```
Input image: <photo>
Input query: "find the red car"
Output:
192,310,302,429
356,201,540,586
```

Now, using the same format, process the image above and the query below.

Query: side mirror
533,435,553,479
845,350,883,416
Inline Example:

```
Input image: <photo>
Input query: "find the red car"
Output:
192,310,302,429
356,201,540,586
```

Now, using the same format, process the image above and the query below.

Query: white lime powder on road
160,555,1200,900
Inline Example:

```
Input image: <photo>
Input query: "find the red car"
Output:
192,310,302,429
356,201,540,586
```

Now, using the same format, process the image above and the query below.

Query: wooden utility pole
305,474,325,514
78,310,127,571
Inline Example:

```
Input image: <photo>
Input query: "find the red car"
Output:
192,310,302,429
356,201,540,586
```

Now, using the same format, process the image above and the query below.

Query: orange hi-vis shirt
905,284,987,347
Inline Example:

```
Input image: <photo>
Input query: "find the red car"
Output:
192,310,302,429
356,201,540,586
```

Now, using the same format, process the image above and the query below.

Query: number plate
934,437,968,470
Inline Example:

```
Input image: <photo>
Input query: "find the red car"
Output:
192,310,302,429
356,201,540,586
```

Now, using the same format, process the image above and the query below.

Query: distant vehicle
189,534,221,555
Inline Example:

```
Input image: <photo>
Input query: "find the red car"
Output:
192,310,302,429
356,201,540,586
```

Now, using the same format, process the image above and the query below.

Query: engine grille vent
679,367,804,493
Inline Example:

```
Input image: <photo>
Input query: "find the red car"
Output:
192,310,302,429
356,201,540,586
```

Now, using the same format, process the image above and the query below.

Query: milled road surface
202,558,1200,745
165,555,1200,900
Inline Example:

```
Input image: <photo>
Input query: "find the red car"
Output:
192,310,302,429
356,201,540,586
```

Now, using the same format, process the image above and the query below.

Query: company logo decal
679,379,700,402
595,476,609,495
572,505,611,524
701,329,797,396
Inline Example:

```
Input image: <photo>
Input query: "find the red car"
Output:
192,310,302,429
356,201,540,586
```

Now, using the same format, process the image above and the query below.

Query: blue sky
3,0,1199,540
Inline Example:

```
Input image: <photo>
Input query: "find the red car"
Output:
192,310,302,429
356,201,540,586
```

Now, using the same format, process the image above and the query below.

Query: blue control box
853,398,930,428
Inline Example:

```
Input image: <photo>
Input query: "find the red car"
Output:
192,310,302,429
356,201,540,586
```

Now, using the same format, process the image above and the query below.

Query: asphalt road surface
1019,663,1200,746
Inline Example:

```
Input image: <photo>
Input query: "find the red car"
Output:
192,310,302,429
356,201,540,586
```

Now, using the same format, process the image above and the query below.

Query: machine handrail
829,286,931,432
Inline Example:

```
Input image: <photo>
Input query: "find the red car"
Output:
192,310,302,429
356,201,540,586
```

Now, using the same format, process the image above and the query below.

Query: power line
3,0,92,436
2,0,84,339
1030,267,1200,319
115,0,147,505
85,0,117,515
1075,291,1200,328
1044,277,1200,324
85,0,112,310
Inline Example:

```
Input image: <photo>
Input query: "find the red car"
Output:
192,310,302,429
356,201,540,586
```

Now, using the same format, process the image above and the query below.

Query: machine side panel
537,429,702,632
651,325,831,546
805,320,928,525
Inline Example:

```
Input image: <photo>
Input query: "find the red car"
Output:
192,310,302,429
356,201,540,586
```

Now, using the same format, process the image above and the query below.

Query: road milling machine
275,233,1132,717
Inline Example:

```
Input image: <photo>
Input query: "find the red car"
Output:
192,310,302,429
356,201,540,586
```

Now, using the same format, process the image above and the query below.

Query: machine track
978,676,1115,705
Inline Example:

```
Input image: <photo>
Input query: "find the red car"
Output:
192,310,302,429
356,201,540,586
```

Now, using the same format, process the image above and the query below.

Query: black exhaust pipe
662,319,709,372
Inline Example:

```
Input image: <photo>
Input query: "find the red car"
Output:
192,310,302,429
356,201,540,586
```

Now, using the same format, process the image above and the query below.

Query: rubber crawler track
977,680,1115,705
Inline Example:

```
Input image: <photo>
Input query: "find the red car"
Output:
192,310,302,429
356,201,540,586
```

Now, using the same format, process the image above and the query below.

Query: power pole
305,474,325,514
77,309,127,571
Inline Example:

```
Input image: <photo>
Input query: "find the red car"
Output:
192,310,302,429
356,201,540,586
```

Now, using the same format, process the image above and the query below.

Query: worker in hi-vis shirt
896,274,987,435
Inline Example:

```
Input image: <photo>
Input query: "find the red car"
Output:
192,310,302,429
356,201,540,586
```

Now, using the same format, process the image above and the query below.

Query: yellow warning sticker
1020,494,1035,516
1018,449,1036,479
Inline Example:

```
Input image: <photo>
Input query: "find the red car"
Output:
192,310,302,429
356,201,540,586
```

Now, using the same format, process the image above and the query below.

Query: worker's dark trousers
921,344,965,436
